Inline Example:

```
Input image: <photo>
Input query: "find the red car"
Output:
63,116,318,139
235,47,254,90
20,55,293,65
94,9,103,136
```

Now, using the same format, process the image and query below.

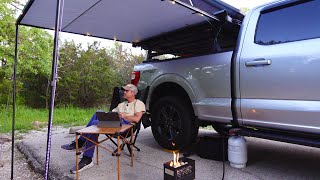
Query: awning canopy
12,1,243,178
18,0,243,44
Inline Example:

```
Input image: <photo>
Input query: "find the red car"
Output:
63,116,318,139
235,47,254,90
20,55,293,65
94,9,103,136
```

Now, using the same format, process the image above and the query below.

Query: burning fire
170,152,181,167
169,142,187,168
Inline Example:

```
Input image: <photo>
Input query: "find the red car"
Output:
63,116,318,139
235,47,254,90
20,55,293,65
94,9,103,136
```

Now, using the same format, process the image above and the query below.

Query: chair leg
132,133,140,151
126,144,132,156
112,143,125,156
110,131,142,156
133,144,140,151
106,135,118,146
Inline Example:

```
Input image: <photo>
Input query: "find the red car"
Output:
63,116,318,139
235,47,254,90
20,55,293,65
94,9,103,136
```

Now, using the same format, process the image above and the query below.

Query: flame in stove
170,152,181,168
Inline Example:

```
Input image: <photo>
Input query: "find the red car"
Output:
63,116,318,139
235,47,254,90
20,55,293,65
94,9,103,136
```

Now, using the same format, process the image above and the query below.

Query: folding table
75,124,134,180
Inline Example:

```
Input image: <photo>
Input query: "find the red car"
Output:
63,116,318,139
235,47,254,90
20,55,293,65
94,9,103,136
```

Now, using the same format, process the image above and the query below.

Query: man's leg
70,133,98,174
61,111,100,150
68,112,102,173
69,112,104,173
78,112,100,142
82,133,99,158
80,112,102,157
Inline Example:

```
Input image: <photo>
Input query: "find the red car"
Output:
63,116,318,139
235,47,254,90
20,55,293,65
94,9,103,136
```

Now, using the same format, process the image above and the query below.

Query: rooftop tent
18,0,243,44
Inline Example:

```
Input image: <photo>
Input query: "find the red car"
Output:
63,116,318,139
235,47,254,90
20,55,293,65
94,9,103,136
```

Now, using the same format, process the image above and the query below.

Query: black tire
151,96,197,150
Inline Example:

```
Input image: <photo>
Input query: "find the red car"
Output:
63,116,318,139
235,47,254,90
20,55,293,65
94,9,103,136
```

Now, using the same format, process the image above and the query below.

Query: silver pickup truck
132,0,320,149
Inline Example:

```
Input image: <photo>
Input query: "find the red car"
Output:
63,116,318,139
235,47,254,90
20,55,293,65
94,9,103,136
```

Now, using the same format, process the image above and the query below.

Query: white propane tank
228,136,247,168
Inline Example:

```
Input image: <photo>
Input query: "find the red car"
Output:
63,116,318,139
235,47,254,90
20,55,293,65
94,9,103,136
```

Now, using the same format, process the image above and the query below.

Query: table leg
96,142,99,165
76,134,79,180
117,135,120,180
130,127,134,167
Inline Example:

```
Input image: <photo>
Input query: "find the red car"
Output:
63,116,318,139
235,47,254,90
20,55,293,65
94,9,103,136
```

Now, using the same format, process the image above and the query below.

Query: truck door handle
245,59,272,67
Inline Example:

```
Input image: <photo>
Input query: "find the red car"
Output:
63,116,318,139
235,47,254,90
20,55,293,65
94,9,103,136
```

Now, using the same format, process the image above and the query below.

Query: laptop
96,111,121,128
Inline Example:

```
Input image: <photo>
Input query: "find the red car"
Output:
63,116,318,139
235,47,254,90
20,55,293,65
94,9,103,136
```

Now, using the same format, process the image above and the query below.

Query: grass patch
200,126,214,130
0,105,108,133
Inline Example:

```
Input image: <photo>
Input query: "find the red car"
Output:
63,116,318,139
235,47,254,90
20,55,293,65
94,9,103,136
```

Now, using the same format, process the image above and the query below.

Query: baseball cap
122,84,138,95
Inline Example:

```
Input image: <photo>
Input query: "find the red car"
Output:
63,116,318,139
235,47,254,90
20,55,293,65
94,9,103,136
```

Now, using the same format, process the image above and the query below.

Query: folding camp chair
107,86,149,156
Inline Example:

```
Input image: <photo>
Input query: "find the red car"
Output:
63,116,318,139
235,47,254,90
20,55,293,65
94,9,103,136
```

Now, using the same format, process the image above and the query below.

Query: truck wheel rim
157,105,181,141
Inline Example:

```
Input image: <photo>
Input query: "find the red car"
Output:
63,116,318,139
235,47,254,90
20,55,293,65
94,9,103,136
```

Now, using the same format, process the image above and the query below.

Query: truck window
255,0,320,45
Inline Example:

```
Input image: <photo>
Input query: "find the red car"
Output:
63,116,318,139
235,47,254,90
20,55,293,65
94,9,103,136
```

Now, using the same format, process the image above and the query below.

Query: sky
51,0,278,52
221,0,277,9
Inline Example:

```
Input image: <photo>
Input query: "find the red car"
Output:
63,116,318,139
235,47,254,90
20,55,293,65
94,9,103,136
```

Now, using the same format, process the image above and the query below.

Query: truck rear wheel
151,96,196,150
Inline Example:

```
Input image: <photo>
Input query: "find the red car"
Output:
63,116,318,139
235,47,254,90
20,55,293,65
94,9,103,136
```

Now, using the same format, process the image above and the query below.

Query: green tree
0,0,53,107
56,40,146,107
57,41,122,107
109,42,146,83
0,0,22,104
18,27,53,108
1,0,146,108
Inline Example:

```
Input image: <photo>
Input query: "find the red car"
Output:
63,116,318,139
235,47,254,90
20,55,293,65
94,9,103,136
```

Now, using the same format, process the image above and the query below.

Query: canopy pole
11,24,19,180
45,0,63,179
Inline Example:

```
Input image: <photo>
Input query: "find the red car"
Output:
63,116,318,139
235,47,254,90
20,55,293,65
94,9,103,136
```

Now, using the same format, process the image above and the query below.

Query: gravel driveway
0,135,42,179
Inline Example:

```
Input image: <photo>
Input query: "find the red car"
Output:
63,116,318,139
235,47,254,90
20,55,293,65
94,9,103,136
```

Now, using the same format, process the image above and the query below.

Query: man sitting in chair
61,84,146,173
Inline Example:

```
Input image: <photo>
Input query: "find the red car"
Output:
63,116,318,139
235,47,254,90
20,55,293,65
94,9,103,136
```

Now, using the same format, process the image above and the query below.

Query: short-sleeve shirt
112,99,146,117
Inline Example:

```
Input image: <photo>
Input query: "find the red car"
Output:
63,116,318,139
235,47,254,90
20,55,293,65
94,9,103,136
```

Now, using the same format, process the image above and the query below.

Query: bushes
56,41,122,107
0,1,146,108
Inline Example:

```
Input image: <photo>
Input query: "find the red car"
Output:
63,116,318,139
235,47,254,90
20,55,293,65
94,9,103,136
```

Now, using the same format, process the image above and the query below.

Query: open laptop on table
96,111,121,128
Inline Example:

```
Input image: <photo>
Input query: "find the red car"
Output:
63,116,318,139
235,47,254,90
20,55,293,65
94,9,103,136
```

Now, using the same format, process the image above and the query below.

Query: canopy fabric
13,1,243,179
18,0,243,44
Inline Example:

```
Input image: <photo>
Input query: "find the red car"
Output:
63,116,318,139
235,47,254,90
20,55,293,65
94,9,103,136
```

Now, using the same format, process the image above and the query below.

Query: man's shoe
70,156,93,174
61,140,85,151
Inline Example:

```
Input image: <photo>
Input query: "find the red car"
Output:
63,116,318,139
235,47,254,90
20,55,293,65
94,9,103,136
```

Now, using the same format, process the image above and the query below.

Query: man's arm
119,111,144,123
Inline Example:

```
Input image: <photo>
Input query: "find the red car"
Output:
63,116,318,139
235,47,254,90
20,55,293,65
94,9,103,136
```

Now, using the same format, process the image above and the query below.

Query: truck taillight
131,71,140,86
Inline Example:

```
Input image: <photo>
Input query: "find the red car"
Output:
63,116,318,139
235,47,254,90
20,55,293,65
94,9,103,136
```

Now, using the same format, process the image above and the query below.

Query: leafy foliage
1,1,23,104
0,0,54,107
57,41,119,107
0,0,146,108
56,41,145,107
109,42,145,83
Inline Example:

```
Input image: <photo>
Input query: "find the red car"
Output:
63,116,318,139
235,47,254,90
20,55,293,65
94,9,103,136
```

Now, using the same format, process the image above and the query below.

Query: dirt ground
0,135,43,180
